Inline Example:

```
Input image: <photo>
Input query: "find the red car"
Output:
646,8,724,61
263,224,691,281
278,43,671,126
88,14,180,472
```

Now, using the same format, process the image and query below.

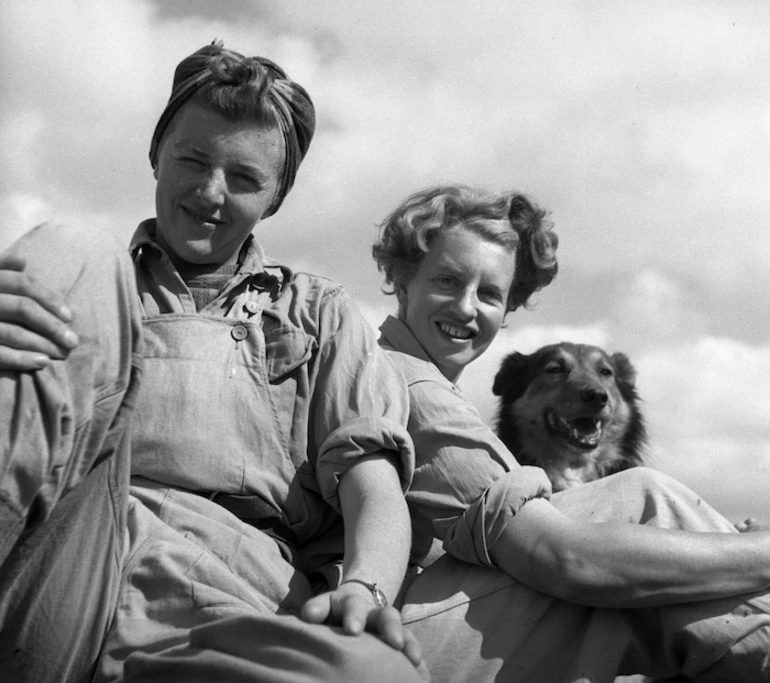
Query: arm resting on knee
489,496,770,607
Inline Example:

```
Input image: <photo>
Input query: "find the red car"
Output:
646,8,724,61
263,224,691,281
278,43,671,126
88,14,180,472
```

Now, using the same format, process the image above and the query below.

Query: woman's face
399,226,515,382
153,101,284,266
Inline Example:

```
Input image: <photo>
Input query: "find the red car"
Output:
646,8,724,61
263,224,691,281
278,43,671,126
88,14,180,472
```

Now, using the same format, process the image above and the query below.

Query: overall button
244,300,259,314
232,325,249,341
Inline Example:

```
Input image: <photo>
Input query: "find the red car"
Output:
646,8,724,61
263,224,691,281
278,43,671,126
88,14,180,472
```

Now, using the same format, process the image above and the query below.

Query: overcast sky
3,0,770,522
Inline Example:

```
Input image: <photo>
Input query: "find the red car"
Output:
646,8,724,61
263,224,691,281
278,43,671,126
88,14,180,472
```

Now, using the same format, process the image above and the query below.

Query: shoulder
263,259,345,304
382,346,451,388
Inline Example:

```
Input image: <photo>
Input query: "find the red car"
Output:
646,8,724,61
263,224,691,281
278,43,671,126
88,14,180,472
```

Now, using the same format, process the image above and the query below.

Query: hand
0,255,79,370
301,584,429,680
735,517,770,533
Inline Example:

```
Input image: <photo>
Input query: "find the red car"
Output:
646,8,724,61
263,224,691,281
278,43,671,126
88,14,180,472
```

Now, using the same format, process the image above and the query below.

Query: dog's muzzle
545,408,604,450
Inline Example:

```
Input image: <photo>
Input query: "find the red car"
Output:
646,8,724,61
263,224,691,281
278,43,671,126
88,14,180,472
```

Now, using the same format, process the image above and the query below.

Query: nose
449,289,477,319
580,387,608,407
197,170,226,206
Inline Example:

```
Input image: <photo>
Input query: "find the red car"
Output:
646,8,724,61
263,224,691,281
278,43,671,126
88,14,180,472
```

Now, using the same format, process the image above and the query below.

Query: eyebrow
174,142,271,182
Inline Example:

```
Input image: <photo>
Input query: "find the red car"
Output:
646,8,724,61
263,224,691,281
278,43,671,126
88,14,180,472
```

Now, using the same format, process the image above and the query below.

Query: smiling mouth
437,322,474,340
544,408,603,450
182,206,224,226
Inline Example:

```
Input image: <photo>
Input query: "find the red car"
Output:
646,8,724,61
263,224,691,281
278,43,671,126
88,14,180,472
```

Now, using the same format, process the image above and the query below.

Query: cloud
637,337,770,519
3,0,769,524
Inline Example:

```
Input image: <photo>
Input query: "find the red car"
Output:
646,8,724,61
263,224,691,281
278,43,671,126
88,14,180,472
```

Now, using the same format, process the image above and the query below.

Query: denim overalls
94,221,414,679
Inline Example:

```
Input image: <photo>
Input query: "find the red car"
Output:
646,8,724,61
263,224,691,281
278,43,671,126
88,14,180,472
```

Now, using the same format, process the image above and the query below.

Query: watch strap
339,579,388,608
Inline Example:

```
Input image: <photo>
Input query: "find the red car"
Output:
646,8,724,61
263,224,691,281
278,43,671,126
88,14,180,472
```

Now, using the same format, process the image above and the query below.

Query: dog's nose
581,388,608,406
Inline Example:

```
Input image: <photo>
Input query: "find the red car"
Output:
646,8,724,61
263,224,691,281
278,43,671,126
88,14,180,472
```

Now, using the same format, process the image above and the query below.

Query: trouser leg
0,223,142,683
403,556,628,683
404,553,770,683
554,468,770,681
404,469,770,682
551,467,736,534
121,614,425,683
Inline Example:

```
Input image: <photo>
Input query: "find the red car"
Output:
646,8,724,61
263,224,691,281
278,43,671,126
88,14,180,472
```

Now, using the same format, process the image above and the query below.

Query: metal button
231,325,248,341
245,300,259,314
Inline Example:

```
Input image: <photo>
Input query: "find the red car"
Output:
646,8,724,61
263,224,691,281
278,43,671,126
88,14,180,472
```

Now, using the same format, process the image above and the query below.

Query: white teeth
545,409,604,450
439,323,471,339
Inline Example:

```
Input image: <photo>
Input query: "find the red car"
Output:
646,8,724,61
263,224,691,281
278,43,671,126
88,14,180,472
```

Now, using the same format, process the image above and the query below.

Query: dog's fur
493,342,646,491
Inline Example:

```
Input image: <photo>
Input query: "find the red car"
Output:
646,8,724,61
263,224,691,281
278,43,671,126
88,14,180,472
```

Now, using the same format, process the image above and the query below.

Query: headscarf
149,40,315,217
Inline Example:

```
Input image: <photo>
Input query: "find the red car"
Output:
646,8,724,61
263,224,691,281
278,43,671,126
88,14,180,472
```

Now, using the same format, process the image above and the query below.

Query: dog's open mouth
545,409,603,450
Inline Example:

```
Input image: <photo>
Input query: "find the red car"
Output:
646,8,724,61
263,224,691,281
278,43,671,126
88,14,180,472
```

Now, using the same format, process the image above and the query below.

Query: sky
2,0,770,522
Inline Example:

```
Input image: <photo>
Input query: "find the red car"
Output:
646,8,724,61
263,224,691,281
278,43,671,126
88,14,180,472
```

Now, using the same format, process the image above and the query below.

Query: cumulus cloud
3,0,769,521
638,338,770,519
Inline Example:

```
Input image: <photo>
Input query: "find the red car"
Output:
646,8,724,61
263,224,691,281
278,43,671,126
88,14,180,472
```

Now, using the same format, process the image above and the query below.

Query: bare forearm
490,498,770,607
338,453,411,603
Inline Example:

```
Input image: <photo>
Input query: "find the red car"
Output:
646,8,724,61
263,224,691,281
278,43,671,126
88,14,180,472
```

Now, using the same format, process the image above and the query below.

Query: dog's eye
544,363,564,375
599,367,614,377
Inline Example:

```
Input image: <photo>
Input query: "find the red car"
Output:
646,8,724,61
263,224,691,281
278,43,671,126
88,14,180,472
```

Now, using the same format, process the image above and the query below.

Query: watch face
372,586,388,608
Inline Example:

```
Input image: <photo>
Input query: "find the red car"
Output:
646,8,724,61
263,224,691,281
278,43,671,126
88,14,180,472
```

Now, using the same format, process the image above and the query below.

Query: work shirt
378,315,551,567
127,220,414,567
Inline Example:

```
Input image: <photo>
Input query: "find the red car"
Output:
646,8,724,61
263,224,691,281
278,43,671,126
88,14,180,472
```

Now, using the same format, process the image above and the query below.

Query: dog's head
493,342,646,489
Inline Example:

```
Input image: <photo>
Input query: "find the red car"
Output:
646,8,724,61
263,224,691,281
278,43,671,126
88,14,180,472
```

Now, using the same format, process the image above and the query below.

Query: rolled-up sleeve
311,290,414,511
406,376,552,567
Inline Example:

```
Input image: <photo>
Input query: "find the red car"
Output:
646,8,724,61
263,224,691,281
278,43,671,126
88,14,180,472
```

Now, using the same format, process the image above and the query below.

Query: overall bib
97,291,322,679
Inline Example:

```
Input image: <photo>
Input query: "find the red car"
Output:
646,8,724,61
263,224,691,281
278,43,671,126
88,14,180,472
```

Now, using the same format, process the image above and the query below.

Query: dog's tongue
574,417,600,435
572,418,602,446
546,410,603,449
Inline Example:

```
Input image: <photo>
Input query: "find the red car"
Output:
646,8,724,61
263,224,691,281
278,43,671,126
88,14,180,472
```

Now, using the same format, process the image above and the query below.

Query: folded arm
491,496,770,607
301,453,427,678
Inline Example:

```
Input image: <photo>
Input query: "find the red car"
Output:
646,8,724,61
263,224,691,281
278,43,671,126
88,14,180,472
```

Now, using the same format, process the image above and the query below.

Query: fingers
300,592,429,679
735,517,770,533
338,593,371,635
366,606,405,648
401,630,429,676
299,593,333,625
0,260,78,369
366,609,429,679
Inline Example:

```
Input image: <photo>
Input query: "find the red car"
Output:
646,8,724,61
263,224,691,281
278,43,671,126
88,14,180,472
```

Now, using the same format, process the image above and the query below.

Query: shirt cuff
442,466,552,567
316,416,415,512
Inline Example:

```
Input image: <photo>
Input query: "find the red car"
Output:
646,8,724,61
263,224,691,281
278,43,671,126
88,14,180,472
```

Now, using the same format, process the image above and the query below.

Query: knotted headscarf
149,40,315,217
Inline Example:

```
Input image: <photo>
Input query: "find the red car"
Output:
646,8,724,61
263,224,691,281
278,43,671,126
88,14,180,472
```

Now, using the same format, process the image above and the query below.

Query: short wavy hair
372,185,559,311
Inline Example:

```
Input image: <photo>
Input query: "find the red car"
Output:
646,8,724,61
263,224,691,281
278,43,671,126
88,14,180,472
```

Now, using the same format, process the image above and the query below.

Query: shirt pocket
262,324,316,468
263,326,315,382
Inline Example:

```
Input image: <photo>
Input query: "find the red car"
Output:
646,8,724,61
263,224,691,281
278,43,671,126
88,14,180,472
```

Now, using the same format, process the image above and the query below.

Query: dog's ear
611,352,637,392
493,352,532,400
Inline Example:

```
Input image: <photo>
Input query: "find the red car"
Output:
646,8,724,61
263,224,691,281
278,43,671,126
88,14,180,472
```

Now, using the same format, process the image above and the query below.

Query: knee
611,466,681,494
328,632,425,683
7,223,133,298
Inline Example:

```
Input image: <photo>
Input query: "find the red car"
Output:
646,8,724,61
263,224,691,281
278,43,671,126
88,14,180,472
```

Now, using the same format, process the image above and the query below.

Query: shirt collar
378,315,433,362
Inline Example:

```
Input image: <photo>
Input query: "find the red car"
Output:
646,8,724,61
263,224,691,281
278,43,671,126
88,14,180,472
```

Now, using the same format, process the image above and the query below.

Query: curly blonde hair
372,185,559,311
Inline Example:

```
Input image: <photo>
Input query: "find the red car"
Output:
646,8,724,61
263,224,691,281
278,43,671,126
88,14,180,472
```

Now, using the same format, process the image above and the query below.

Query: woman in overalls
0,42,427,683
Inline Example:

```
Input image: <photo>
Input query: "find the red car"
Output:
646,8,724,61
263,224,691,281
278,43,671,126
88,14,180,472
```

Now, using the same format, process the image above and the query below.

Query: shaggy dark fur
493,342,646,491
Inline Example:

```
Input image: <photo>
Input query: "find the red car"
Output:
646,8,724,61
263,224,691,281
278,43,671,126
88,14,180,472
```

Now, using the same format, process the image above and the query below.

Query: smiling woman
399,228,513,381
372,184,770,682
373,186,557,382
0,41,428,683
152,102,284,267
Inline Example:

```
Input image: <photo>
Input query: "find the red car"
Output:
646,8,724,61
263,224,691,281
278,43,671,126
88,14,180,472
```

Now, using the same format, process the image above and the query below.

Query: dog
492,342,646,491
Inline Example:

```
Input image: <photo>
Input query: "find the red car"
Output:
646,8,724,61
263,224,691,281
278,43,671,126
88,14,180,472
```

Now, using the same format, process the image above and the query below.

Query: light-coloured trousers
402,467,770,682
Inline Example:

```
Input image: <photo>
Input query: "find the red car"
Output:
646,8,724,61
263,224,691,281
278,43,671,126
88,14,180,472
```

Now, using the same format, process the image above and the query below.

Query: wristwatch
340,579,388,608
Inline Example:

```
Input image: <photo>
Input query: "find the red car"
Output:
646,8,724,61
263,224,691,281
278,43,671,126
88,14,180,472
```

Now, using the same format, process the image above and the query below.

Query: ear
492,351,531,399
611,352,637,392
